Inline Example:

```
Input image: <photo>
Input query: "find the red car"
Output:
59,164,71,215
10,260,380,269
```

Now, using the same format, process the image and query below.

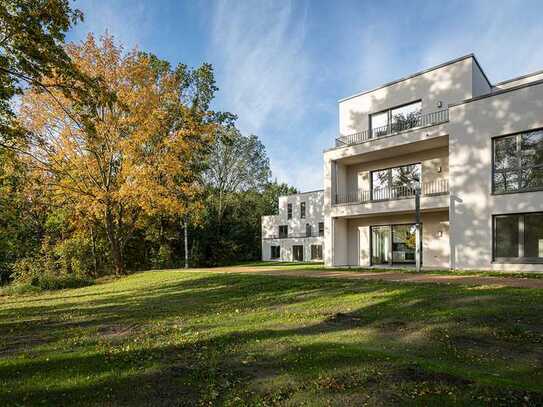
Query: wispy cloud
69,0,148,48
209,0,310,134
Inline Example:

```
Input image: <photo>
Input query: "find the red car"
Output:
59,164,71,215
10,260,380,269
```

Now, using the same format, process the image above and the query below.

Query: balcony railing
263,231,324,240
335,109,449,148
333,179,449,205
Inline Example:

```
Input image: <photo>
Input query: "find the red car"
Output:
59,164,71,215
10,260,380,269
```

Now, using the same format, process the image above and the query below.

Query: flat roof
338,53,492,103
280,189,324,198
493,68,543,87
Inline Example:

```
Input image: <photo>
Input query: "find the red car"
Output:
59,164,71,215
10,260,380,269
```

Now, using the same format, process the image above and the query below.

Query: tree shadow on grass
1,273,543,405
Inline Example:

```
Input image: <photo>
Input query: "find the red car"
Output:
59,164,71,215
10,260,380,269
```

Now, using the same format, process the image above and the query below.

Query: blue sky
67,0,543,191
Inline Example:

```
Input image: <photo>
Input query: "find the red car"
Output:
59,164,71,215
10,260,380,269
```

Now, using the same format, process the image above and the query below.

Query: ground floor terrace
328,210,450,269
327,207,543,272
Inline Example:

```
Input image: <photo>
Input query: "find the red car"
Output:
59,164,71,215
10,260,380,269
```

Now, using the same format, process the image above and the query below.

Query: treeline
0,1,295,289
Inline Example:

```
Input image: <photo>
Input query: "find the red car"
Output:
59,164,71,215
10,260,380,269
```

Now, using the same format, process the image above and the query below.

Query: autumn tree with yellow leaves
18,34,217,275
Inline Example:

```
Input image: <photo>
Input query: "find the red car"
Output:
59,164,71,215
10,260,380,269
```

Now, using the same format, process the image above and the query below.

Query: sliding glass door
371,223,419,265
371,226,391,265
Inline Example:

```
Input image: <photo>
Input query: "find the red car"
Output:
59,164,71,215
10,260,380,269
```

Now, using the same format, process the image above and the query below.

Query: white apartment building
324,54,543,271
262,191,324,262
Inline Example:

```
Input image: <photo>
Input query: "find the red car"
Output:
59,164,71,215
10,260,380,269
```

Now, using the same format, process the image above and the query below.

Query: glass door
371,226,391,265
392,224,417,264
371,223,420,265
292,245,304,261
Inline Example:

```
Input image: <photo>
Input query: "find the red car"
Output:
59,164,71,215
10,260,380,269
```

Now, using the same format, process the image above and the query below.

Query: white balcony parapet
333,179,449,205
335,109,449,148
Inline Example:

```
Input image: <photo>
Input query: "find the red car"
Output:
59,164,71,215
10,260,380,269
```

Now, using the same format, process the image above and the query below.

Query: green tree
0,0,83,140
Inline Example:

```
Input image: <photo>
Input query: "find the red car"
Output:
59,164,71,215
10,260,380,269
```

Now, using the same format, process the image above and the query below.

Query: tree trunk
105,207,126,275
90,225,98,276
184,217,189,269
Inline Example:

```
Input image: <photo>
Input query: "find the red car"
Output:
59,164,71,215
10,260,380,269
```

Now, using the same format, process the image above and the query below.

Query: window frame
270,245,281,259
311,244,323,260
305,223,312,237
492,212,543,264
318,222,324,237
492,129,543,195
278,225,288,238
287,203,292,219
300,202,306,219
370,162,422,200
369,99,422,138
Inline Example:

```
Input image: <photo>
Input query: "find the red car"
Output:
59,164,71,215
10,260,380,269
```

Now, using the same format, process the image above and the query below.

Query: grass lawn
1,267,543,406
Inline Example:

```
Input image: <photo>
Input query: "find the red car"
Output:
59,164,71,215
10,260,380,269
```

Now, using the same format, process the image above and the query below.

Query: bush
10,255,94,293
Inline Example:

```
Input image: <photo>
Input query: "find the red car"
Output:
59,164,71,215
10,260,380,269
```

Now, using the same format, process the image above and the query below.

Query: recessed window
311,245,323,260
371,163,421,200
271,246,280,259
318,222,324,237
493,130,543,194
287,203,292,219
370,101,422,137
279,225,288,238
300,202,306,219
306,223,312,237
293,245,304,261
493,212,543,263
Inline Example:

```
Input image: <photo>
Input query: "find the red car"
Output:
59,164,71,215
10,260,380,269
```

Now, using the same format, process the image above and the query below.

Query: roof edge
280,189,324,198
494,68,543,87
338,54,478,103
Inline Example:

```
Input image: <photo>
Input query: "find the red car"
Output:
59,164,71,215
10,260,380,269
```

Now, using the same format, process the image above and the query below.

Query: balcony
335,109,449,148
263,231,324,240
333,179,449,205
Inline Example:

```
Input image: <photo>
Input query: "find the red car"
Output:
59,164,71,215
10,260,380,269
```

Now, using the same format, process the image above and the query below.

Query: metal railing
333,178,449,205
335,109,449,147
263,231,324,240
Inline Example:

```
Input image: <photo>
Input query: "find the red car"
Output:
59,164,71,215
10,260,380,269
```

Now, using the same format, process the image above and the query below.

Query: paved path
194,265,543,289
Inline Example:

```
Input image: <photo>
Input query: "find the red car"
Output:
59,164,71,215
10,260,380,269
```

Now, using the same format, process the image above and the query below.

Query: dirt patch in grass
389,364,474,386
324,312,366,327
98,323,138,340
0,335,51,356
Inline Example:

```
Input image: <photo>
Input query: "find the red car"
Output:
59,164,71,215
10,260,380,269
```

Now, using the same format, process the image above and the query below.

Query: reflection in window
369,101,422,138
371,163,421,200
493,212,543,262
493,130,543,193
494,215,519,258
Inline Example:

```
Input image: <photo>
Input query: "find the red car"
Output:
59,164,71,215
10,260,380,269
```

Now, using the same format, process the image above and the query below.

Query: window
493,130,543,193
306,223,312,237
493,212,543,263
287,203,292,219
271,246,280,259
311,245,323,260
370,101,422,137
371,223,419,265
279,225,288,238
318,222,324,237
371,163,421,200
300,202,306,219
293,245,304,261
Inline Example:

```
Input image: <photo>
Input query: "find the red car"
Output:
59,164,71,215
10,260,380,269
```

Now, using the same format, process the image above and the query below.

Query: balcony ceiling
337,135,449,166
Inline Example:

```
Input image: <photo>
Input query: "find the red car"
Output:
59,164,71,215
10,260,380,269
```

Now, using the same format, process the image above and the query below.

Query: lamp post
415,187,422,272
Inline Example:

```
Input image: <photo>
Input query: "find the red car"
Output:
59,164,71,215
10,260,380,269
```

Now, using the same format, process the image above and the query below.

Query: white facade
262,191,324,262
323,54,543,271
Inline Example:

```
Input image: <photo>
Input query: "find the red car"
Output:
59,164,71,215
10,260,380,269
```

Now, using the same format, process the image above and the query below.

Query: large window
293,245,304,261
370,101,422,137
287,203,292,219
311,245,323,260
493,212,543,263
279,225,288,238
493,130,543,193
371,163,421,200
300,202,306,219
271,246,280,259
371,224,419,265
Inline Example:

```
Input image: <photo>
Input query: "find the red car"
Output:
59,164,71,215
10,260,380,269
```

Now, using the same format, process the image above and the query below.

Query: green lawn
1,268,543,406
